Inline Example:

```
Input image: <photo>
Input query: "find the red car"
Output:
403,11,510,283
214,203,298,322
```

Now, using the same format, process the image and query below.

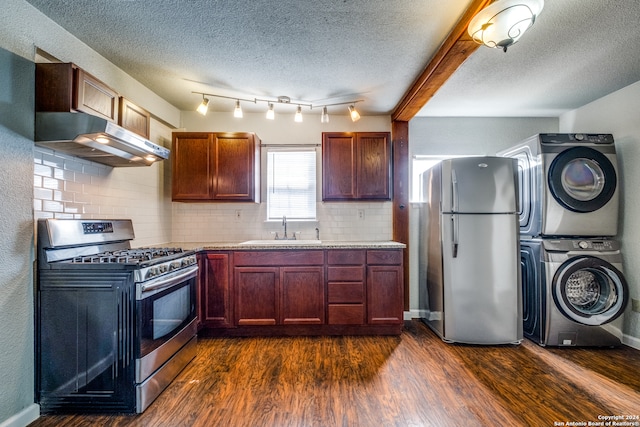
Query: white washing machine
498,133,619,237
520,238,628,346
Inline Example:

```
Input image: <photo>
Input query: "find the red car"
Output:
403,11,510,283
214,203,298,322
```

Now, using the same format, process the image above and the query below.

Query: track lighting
349,105,361,122
197,96,209,115
192,91,363,121
266,103,275,120
233,100,243,118
294,105,303,123
321,106,329,123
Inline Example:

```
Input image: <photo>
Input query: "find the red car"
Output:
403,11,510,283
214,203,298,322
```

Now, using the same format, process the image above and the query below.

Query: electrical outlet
632,298,640,313
357,209,365,220
235,210,241,220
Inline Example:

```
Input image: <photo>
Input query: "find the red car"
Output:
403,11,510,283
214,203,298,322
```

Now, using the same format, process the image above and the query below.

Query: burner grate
72,247,186,264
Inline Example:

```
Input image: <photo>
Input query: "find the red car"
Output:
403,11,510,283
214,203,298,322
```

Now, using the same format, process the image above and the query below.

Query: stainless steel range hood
35,112,170,167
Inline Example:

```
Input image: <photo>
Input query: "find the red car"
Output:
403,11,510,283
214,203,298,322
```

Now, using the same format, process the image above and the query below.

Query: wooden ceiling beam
391,0,493,122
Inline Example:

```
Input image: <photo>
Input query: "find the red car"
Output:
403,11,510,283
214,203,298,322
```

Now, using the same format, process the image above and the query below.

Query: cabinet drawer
366,250,402,265
328,282,364,303
234,250,324,266
327,250,365,265
328,304,365,325
327,266,364,282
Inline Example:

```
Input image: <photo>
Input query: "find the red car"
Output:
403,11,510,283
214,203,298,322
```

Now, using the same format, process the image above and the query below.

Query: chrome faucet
282,216,288,239
275,215,296,240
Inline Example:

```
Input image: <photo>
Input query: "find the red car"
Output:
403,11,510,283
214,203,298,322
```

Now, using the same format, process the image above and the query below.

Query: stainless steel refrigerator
421,156,522,345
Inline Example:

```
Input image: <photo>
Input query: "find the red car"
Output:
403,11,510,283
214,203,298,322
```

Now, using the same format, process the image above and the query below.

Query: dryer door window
552,256,628,326
548,147,616,213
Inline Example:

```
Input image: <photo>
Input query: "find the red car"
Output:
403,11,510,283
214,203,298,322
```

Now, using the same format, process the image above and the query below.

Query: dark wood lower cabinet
199,248,403,336
235,267,279,326
281,266,325,325
200,252,233,328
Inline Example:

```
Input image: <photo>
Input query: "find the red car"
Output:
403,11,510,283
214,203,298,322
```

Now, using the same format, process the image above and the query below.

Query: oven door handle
140,265,198,295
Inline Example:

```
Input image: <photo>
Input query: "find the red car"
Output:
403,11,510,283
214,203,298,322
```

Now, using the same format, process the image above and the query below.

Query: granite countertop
174,240,406,251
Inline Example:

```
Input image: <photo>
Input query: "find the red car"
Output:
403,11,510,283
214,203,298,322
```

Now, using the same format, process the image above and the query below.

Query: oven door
136,265,198,383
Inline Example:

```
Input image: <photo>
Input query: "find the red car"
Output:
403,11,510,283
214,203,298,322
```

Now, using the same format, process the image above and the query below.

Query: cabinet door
367,265,403,324
234,267,279,325
357,132,391,200
322,132,391,201
74,68,119,122
280,266,325,325
118,97,150,138
213,133,259,201
172,133,214,201
201,252,232,328
322,133,357,200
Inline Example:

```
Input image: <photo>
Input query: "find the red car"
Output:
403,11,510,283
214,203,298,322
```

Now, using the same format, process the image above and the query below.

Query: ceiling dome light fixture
468,0,544,52
196,96,209,115
348,104,360,122
233,100,243,118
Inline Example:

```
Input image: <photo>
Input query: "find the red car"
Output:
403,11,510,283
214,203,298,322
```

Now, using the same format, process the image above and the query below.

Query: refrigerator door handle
451,214,459,258
451,169,459,213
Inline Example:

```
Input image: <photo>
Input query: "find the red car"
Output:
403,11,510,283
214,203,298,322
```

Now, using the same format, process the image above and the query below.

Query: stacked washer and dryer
498,133,629,346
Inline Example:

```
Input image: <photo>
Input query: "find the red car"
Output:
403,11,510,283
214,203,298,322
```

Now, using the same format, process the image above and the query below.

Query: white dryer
520,238,628,346
498,133,619,237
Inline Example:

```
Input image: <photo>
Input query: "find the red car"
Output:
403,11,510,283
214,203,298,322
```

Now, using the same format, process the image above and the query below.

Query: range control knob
578,240,590,249
145,267,159,280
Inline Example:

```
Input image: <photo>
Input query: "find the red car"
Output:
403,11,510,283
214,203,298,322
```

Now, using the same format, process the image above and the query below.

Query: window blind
267,149,317,220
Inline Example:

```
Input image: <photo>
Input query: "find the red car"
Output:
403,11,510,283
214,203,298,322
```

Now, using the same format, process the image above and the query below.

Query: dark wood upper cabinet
171,132,260,202
36,63,119,123
322,132,391,201
118,97,151,139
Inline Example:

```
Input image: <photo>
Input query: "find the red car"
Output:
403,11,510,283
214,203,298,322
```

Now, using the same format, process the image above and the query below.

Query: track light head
197,97,209,115
349,105,361,122
266,103,275,120
321,106,329,124
234,100,243,118
294,105,303,123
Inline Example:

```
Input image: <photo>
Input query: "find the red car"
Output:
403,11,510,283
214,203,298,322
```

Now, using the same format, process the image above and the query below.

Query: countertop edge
171,241,406,251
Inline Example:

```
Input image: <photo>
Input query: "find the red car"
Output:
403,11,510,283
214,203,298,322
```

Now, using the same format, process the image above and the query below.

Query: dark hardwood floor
29,320,640,427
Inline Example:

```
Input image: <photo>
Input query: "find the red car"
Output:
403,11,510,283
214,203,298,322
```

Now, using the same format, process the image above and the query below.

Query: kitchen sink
239,240,322,245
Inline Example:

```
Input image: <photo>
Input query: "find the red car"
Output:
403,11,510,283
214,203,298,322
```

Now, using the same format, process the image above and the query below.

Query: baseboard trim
406,309,429,320
623,333,640,350
0,404,39,427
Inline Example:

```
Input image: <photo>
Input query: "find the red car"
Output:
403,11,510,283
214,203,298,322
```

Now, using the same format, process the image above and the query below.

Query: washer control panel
572,240,615,251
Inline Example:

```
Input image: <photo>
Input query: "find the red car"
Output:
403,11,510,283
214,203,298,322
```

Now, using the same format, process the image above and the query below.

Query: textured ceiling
421,0,640,117
23,0,640,118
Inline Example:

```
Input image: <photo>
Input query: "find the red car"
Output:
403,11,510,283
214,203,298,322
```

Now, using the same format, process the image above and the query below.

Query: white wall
173,111,394,243
407,117,559,318
560,80,640,346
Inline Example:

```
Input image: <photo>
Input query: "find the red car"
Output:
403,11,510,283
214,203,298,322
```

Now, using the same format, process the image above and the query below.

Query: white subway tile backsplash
42,177,61,190
34,187,52,201
42,200,64,212
34,163,52,177
63,158,84,172
170,201,392,243
42,152,65,169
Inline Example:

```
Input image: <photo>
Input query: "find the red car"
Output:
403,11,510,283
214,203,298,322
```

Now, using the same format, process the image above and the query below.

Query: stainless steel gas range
36,219,198,414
